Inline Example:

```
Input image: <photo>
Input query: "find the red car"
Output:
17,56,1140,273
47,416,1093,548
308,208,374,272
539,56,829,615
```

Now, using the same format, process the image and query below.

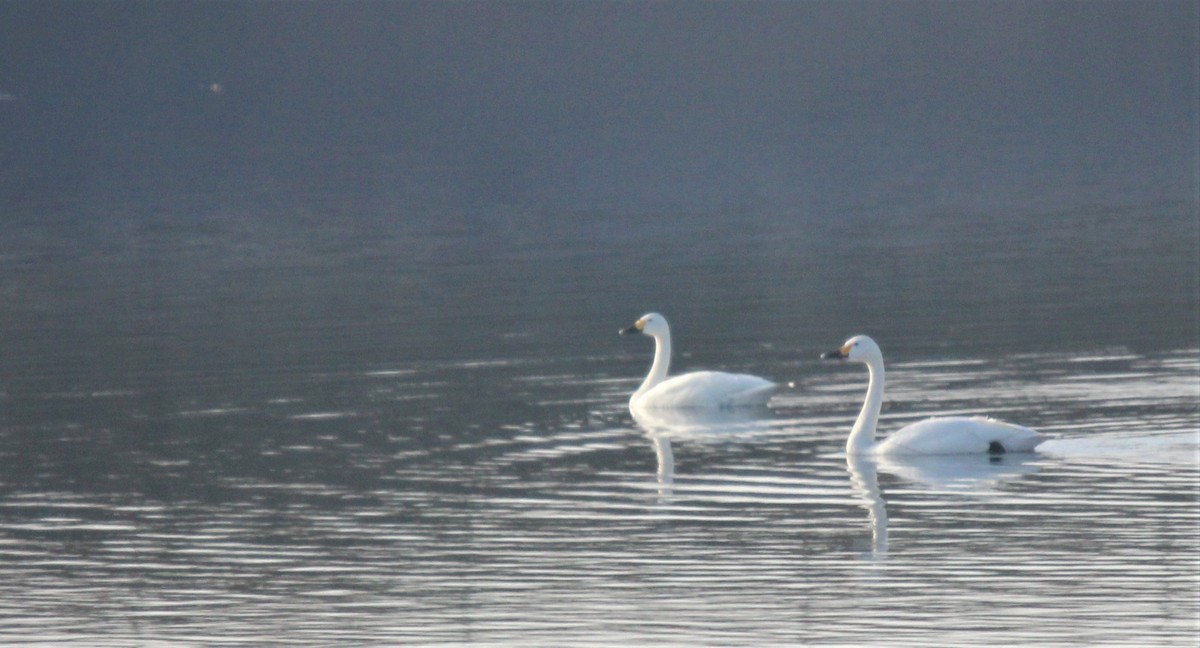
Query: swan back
875,416,1046,455
634,371,776,409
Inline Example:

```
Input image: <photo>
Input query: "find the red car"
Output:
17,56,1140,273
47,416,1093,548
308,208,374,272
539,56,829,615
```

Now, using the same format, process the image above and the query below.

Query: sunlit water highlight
0,346,1195,646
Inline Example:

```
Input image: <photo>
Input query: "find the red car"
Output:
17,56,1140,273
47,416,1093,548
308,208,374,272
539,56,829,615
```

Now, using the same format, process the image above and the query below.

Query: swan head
821,334,882,363
620,312,669,338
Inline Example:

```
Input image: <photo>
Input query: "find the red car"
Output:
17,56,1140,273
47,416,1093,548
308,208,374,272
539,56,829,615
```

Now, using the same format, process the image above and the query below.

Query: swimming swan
821,335,1046,455
620,313,776,408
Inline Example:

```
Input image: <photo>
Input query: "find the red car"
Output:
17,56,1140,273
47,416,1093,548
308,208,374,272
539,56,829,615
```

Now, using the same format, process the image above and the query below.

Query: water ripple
0,349,1195,645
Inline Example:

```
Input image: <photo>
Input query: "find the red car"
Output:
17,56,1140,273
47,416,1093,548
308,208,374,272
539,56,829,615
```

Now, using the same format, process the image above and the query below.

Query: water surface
0,3,1196,644
0,216,1195,645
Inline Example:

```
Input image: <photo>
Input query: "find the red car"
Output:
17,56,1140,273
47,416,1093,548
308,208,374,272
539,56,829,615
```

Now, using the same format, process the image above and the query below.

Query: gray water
0,198,1196,646
2,2,1198,646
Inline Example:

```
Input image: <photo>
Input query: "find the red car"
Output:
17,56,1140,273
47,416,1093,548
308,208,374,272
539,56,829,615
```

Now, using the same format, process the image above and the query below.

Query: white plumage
634,370,777,409
621,313,776,409
872,415,1045,455
823,335,1046,456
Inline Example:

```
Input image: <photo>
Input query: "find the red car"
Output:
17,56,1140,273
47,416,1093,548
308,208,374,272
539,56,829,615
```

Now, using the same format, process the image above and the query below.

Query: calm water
1,4,1197,641
0,189,1196,646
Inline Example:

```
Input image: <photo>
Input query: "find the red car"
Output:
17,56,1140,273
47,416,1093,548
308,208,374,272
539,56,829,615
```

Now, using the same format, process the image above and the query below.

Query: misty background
2,1,1194,211
0,1,1196,382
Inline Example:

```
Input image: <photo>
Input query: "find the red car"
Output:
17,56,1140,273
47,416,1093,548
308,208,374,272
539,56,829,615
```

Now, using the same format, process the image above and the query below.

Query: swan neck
635,332,671,399
848,357,884,454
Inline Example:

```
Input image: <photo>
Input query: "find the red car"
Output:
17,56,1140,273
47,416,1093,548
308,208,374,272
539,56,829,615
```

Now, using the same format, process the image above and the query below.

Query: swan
620,313,776,408
821,335,1046,455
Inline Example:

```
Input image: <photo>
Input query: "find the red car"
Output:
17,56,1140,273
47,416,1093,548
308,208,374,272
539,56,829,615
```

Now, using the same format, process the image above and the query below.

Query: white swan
821,335,1046,455
620,313,776,408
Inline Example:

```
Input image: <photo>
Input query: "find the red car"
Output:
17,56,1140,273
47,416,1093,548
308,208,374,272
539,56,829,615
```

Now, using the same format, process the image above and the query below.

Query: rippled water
0,303,1196,646
1,116,1197,645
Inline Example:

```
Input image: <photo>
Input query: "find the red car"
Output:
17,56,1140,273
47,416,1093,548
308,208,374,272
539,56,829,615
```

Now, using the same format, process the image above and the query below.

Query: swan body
822,335,1046,456
621,313,776,409
871,416,1046,455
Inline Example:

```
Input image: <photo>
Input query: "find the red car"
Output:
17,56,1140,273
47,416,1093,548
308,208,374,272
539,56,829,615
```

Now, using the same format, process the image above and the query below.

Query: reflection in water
0,350,1194,646
629,404,777,494
875,452,1042,493
650,435,674,493
846,453,888,557
627,404,777,437
0,230,1194,648
847,452,1046,559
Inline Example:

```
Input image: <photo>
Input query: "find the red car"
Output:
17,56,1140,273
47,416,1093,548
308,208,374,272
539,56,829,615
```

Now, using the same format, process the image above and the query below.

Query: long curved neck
634,333,671,400
847,357,884,454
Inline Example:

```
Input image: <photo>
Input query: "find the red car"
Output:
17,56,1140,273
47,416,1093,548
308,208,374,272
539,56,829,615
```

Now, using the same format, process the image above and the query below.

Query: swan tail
726,381,778,408
972,417,1047,453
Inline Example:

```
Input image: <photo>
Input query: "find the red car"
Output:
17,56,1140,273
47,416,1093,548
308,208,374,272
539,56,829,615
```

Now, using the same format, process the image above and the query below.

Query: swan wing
635,371,776,409
877,416,1046,455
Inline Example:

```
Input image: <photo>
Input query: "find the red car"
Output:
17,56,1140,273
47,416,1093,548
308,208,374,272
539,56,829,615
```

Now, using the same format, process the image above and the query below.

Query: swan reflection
875,452,1041,493
629,404,775,435
629,404,776,495
846,453,888,557
649,435,674,491
846,452,1043,558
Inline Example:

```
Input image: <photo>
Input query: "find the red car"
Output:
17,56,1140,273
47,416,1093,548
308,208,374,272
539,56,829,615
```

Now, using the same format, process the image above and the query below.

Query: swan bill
620,317,649,336
822,341,854,360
